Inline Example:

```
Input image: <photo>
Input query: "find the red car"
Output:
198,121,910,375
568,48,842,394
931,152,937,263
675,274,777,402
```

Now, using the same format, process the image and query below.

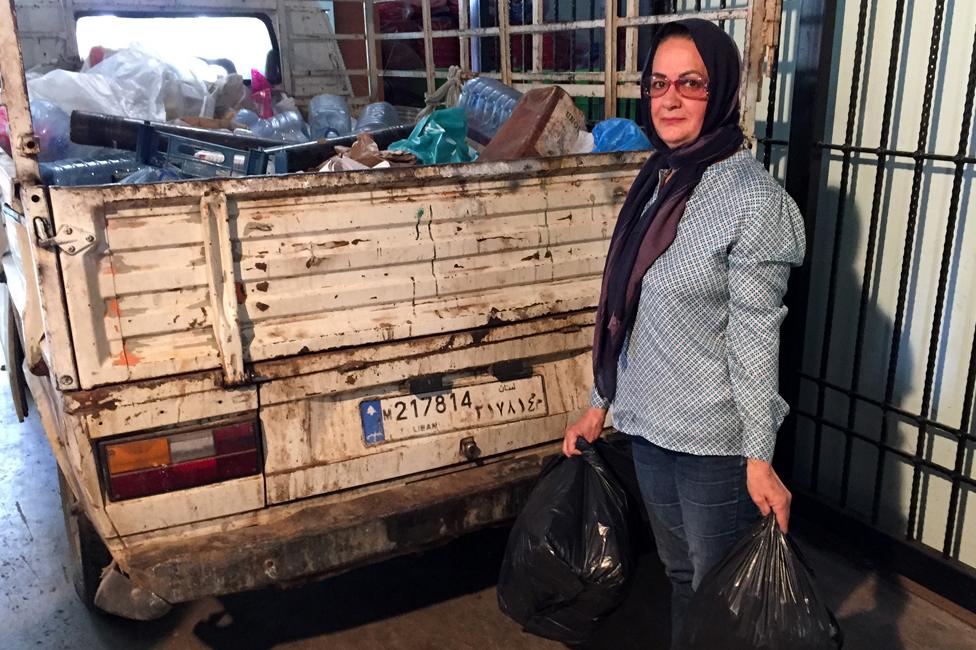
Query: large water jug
353,102,401,134
251,111,311,144
309,94,352,139
457,77,522,144
40,156,144,186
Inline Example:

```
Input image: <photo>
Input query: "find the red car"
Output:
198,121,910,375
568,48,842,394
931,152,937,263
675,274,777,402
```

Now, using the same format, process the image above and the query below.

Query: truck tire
58,468,112,608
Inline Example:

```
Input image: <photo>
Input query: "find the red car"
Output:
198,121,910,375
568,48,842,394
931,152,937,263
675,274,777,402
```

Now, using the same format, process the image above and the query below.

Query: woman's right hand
562,407,608,457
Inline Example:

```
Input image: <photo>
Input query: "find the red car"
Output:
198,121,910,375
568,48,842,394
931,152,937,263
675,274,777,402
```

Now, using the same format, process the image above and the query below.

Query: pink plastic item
0,106,9,155
250,69,274,119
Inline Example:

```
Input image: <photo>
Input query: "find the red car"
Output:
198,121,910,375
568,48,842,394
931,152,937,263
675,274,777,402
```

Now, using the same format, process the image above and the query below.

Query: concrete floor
2,377,975,650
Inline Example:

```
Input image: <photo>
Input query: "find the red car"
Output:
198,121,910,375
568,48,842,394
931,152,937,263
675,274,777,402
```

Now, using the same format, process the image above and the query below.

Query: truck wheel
58,468,112,608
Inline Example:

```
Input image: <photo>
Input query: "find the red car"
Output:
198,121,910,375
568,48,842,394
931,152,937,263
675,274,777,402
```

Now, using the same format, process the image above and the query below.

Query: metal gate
780,0,976,610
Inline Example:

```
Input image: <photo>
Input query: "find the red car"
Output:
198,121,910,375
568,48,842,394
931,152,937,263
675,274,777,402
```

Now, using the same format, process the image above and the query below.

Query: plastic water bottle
457,77,522,143
353,102,401,134
250,111,311,144
309,94,352,139
118,166,183,184
39,156,144,186
30,100,72,162
234,109,260,128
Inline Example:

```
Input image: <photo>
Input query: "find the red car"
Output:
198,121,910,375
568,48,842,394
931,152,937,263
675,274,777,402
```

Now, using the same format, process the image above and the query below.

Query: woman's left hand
745,458,791,533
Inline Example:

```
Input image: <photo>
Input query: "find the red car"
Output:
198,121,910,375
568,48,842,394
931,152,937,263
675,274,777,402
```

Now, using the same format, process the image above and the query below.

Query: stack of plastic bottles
457,77,523,144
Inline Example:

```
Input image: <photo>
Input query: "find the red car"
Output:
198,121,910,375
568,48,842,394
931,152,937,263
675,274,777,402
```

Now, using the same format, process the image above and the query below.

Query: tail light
100,418,261,501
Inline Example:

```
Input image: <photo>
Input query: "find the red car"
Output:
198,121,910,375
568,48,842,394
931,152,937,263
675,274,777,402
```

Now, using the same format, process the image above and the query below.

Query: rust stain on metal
235,282,247,304
105,298,122,318
112,344,143,367
67,388,120,413
243,222,274,235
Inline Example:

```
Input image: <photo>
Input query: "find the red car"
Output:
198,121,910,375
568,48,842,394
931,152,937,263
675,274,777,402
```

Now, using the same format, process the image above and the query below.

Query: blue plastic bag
592,118,651,153
389,108,477,165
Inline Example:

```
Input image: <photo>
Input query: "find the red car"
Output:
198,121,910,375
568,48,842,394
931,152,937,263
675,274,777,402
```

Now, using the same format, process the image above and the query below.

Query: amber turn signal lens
105,437,170,475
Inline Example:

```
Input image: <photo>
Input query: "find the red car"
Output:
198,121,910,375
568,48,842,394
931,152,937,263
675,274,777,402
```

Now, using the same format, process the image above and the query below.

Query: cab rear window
75,14,274,81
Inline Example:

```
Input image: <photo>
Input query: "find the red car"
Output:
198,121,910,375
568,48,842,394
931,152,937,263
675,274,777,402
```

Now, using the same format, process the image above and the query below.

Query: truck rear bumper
120,449,551,604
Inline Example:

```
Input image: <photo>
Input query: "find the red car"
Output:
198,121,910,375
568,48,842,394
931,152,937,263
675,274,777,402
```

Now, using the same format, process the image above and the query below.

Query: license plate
359,376,548,445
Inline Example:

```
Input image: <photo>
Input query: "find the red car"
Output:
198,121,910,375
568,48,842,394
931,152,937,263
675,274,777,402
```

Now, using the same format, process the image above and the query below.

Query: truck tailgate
48,153,641,390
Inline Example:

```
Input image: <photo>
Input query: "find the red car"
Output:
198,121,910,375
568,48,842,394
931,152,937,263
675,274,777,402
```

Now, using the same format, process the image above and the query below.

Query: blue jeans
631,437,759,647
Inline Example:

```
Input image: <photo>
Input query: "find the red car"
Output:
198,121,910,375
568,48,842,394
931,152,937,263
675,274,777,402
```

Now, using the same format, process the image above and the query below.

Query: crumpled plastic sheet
27,46,214,122
28,67,164,122
497,438,633,645
87,46,212,120
677,514,844,650
388,107,476,165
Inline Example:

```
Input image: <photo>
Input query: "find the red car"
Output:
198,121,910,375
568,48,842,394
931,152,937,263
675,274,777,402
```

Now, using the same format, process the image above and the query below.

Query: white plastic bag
27,68,165,121
88,47,213,119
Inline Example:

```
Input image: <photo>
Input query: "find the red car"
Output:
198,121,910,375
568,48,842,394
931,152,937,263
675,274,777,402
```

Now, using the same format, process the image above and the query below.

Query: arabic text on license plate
359,376,548,445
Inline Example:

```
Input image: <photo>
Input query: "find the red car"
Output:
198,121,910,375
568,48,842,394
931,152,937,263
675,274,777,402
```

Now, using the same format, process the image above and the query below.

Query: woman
561,18,805,645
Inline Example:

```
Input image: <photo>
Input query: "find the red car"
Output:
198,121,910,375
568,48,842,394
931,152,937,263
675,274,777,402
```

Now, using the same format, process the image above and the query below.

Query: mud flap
94,561,172,621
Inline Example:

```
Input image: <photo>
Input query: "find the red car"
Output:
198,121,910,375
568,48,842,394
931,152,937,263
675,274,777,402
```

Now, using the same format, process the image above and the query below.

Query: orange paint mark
112,344,142,367
105,298,121,318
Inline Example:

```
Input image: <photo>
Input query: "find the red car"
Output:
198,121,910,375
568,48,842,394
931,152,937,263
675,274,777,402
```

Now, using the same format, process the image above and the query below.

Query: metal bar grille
366,2,751,102
934,22,976,556
807,0,871,495
873,0,946,530
782,0,976,606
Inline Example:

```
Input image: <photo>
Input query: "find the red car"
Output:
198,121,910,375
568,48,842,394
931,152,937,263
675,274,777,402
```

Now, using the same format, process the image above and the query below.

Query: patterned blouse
591,149,806,462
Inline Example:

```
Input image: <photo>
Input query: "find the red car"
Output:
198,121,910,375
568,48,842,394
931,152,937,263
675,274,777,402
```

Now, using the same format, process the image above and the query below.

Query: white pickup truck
0,0,778,619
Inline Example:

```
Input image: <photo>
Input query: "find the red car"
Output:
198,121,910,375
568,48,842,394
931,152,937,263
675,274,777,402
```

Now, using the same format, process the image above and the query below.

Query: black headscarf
592,19,745,402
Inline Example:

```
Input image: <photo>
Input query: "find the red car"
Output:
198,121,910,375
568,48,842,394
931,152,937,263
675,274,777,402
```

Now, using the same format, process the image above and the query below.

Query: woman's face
650,36,709,149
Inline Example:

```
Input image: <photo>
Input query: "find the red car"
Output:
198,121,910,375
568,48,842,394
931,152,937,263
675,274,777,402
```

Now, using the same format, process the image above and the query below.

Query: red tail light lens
101,418,261,501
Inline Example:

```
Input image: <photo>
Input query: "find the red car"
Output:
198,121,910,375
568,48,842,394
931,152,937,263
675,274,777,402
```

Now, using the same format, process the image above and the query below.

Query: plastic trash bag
592,118,652,153
388,108,476,165
497,439,633,645
28,68,165,122
677,514,843,650
88,47,212,120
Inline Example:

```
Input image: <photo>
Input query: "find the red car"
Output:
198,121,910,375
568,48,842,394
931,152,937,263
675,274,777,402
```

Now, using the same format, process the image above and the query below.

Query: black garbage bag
677,514,843,650
497,438,633,645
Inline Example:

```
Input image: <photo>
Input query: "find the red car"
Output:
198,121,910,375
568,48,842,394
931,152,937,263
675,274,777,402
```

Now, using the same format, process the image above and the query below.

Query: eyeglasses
642,74,709,100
